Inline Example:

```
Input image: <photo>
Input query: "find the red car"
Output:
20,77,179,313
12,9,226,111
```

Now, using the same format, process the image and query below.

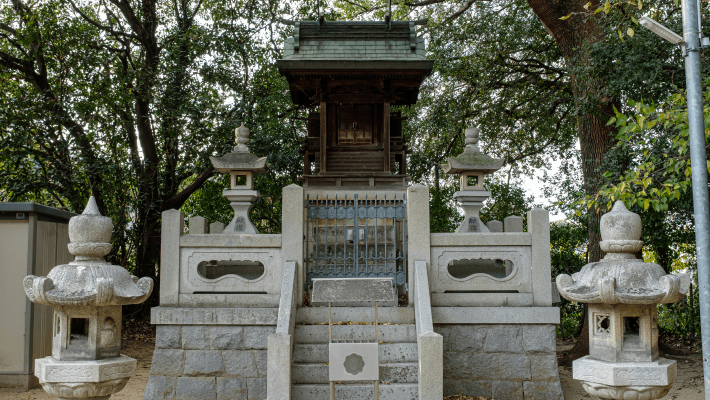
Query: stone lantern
22,197,153,400
210,124,269,234
442,127,503,233
556,201,690,400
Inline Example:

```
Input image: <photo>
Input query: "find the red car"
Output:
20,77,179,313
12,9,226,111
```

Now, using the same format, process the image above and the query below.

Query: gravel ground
1,338,703,400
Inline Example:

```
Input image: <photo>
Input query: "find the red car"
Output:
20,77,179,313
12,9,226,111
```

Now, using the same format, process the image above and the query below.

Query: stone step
292,363,418,384
293,343,418,363
296,307,415,325
294,325,417,344
292,383,418,400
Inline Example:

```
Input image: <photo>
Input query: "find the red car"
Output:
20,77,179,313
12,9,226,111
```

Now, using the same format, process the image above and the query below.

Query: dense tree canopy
1,0,707,335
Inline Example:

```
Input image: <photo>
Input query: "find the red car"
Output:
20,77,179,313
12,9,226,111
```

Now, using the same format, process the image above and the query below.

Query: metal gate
304,193,407,293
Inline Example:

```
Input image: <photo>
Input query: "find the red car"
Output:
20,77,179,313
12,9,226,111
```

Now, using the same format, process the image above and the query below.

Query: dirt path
1,339,704,400
0,340,153,400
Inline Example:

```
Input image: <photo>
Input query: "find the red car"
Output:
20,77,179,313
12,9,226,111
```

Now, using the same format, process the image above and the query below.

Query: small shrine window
337,104,373,145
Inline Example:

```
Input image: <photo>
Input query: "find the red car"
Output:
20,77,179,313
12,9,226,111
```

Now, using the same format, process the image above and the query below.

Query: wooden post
303,152,310,175
383,101,390,172
320,101,327,173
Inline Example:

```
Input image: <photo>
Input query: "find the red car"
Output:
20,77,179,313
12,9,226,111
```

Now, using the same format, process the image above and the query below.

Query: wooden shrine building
277,19,434,187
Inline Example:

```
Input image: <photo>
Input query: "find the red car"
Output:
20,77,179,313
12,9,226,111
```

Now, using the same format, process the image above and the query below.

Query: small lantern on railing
210,124,269,234
442,127,503,233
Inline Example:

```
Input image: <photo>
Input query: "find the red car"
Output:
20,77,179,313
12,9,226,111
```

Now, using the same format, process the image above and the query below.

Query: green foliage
550,220,588,337
479,174,535,227
429,184,462,233
589,87,710,212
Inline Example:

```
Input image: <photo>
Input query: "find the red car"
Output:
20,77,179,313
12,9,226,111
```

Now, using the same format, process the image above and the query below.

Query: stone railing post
267,261,298,400
528,208,552,306
406,184,430,306
414,260,443,400
282,184,304,306
160,209,183,307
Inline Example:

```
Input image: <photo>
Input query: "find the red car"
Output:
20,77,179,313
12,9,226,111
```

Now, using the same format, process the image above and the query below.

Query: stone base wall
144,324,275,400
436,323,563,400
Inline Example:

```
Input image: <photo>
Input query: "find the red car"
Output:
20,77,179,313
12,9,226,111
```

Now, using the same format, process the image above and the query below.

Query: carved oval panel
447,258,515,280
197,260,265,281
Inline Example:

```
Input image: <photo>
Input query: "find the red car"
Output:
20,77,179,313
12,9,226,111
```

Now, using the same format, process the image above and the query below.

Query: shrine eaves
277,19,434,187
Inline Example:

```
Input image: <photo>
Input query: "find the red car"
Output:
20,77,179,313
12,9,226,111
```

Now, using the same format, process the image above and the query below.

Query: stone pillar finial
234,124,251,152
68,196,113,261
599,201,643,260
464,127,480,153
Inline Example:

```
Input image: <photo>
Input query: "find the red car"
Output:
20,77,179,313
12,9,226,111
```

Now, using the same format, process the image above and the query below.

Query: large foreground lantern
23,197,153,400
557,201,690,400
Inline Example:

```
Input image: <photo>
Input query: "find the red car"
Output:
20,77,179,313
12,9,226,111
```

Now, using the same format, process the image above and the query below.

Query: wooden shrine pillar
320,101,327,173
383,101,391,172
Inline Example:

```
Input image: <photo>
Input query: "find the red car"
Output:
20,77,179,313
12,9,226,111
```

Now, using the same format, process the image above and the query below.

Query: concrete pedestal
573,356,676,400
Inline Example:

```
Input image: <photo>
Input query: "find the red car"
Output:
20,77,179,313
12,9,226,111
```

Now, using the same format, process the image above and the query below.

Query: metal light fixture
638,16,683,44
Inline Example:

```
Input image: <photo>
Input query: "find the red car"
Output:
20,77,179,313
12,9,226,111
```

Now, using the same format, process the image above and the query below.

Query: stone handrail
267,261,298,400
413,260,443,399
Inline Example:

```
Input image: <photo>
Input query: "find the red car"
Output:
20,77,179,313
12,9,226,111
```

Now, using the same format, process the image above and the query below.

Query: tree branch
163,168,215,210
67,0,139,40
447,0,478,20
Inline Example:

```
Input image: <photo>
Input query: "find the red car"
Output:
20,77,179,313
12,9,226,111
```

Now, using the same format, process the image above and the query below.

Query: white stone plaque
328,342,379,381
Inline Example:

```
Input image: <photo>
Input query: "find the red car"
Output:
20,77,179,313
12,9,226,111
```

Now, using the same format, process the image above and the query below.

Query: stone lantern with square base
22,197,153,400
209,124,269,234
556,201,690,400
442,127,503,233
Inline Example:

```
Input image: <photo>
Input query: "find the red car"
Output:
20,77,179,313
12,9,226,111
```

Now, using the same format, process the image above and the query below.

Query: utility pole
681,0,710,397
642,1,710,396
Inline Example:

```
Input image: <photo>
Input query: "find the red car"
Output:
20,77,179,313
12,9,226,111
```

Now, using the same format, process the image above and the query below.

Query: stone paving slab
296,307,415,324
294,325,417,344
291,362,418,384
293,343,418,363
291,383,418,400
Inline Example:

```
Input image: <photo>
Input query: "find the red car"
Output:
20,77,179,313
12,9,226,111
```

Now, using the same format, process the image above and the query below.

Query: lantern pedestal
573,356,675,400
453,190,491,233
223,190,259,234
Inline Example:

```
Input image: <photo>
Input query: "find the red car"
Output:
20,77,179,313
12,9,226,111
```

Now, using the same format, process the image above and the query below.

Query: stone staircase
290,307,419,400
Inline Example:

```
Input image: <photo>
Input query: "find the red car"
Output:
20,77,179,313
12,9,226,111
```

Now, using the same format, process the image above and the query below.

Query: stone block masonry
437,323,563,400
144,324,274,400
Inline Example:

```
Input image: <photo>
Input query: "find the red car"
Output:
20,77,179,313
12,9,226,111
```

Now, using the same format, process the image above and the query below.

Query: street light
638,16,683,44
640,2,710,399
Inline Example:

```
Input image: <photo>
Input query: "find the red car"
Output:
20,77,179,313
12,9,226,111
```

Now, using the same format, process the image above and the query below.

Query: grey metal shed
0,203,75,390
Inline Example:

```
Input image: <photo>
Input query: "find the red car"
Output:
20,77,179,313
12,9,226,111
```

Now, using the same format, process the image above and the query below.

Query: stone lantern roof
209,124,269,174
23,197,153,306
442,127,503,174
557,201,690,305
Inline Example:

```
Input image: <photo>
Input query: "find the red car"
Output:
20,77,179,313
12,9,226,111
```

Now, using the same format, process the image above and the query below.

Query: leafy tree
0,0,303,311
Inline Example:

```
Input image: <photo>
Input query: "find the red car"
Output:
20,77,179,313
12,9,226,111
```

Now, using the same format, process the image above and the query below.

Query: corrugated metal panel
32,221,56,366
0,221,30,373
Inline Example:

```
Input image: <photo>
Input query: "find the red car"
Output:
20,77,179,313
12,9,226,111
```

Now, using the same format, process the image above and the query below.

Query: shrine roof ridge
278,19,432,67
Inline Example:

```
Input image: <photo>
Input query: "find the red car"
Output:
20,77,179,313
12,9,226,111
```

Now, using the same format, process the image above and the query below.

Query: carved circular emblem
343,353,365,375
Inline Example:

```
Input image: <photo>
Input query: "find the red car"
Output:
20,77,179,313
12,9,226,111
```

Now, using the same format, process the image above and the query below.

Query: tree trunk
526,0,619,362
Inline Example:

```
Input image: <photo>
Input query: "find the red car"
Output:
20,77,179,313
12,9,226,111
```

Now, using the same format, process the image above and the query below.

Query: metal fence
304,193,407,294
